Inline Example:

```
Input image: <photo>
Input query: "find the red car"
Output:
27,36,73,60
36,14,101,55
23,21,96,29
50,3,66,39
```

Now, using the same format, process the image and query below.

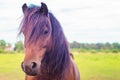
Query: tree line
0,40,24,53
70,41,120,49
70,41,120,53
0,39,120,53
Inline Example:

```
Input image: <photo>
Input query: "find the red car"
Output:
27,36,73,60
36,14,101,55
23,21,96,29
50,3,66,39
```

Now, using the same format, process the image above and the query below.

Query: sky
0,0,120,46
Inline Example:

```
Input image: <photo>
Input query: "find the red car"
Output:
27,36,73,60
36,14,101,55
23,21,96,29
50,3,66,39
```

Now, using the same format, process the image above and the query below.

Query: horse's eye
44,30,49,34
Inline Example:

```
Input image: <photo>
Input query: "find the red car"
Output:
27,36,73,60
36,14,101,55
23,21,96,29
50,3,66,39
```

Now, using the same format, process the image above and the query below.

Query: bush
78,49,87,53
0,49,5,53
112,49,119,53
101,49,111,53
90,49,97,54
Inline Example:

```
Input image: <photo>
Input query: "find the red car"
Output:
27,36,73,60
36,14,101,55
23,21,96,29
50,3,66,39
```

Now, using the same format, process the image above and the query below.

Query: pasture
0,52,120,80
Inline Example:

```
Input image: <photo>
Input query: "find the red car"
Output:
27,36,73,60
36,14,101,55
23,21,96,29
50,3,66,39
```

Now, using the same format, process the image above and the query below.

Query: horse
20,2,80,80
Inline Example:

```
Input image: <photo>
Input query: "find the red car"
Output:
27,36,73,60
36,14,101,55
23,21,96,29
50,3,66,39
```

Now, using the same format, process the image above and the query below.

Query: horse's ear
40,2,48,16
22,3,28,13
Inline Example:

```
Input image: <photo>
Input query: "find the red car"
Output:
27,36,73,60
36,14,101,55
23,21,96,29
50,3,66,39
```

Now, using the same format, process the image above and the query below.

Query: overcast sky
0,0,120,45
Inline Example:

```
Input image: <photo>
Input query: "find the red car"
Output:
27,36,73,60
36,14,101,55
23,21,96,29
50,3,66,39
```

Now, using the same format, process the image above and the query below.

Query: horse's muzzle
21,61,38,76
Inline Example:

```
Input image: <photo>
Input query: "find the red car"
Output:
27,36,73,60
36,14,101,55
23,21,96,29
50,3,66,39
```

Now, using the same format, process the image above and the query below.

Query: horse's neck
64,59,80,80
72,61,80,80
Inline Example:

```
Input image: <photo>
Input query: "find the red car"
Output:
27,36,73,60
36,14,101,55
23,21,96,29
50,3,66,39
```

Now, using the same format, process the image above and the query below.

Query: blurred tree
112,43,120,49
15,41,24,52
105,42,113,49
70,41,80,48
0,40,6,50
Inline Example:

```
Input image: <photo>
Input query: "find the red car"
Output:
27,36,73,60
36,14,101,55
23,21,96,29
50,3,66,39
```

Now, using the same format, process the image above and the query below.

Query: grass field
0,53,24,80
0,52,120,80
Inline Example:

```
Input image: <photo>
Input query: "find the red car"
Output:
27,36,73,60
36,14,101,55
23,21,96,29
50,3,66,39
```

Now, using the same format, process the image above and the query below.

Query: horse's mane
39,12,71,80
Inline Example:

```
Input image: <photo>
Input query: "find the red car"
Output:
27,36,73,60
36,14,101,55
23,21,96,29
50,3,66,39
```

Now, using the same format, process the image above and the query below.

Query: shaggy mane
39,13,71,80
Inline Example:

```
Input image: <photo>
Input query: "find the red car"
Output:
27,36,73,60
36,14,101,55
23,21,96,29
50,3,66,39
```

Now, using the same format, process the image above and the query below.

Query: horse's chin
23,68,38,76
26,72,37,76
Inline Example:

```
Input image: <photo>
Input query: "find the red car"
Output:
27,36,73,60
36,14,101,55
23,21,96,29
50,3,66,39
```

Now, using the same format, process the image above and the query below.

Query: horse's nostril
31,62,37,69
21,61,38,76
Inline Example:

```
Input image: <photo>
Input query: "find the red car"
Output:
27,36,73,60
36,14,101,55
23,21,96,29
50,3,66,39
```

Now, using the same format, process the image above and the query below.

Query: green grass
74,53,120,80
0,53,25,80
0,53,120,80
